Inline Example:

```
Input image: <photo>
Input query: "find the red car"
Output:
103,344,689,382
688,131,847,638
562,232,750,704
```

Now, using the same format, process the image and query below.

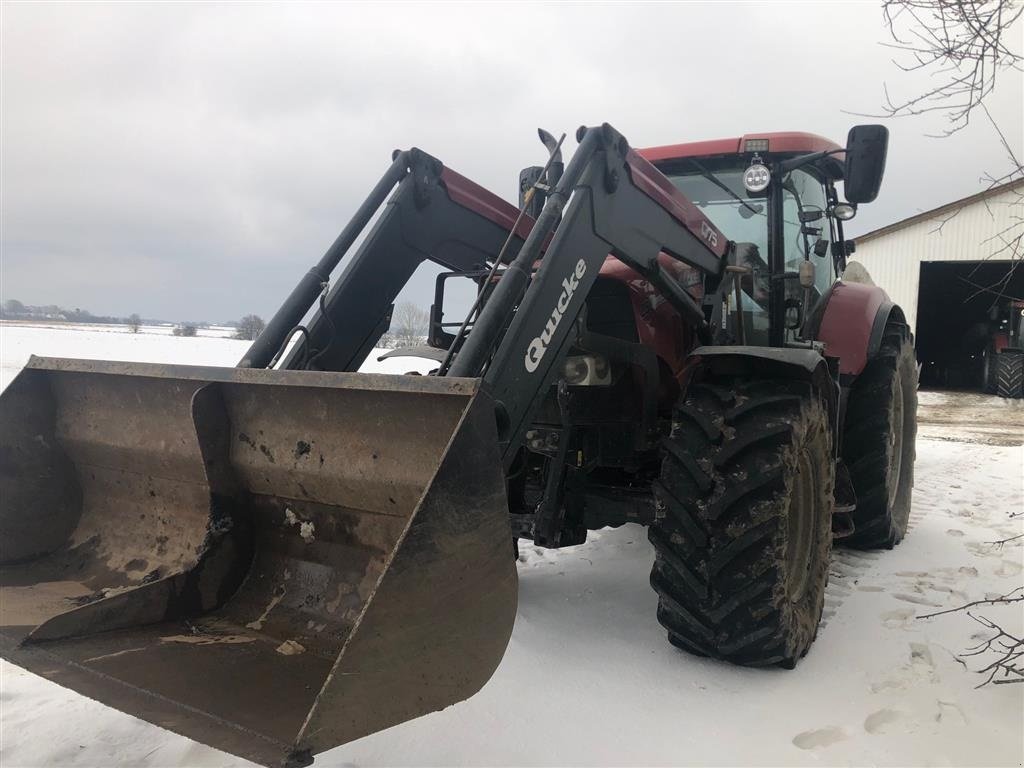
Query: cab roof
638,132,844,174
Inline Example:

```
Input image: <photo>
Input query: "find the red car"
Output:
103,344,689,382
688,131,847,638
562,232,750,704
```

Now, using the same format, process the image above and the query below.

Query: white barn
848,178,1023,388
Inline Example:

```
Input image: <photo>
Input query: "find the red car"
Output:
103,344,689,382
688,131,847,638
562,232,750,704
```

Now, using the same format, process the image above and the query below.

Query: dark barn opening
916,260,1023,389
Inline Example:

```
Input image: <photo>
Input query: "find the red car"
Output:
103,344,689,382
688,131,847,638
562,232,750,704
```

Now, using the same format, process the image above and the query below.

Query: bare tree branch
962,613,1024,686
918,588,1024,686
865,1,1024,305
866,1,1024,136
917,586,1024,619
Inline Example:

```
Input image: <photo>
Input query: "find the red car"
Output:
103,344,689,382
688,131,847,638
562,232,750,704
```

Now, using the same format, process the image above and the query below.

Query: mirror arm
775,148,844,175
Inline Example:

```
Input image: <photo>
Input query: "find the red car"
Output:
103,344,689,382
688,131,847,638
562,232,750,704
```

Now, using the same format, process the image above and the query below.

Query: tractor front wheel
649,377,834,668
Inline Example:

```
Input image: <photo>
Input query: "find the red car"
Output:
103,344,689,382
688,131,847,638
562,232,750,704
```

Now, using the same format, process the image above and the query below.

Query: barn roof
855,177,1024,244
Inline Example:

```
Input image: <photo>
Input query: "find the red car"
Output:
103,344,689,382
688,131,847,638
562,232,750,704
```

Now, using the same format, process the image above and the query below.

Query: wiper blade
688,160,763,218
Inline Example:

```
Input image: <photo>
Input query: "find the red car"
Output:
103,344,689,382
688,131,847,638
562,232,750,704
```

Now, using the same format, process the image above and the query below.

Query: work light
743,163,771,193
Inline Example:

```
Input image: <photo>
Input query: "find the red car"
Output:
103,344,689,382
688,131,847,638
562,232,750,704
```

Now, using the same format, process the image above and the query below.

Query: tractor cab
640,131,878,347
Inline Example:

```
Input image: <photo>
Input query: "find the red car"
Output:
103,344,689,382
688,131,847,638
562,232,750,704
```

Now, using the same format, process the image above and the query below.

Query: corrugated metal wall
849,184,1023,332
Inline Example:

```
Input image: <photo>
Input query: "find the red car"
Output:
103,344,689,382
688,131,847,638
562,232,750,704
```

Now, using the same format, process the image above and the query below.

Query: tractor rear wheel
649,377,833,668
842,331,917,549
996,352,1024,398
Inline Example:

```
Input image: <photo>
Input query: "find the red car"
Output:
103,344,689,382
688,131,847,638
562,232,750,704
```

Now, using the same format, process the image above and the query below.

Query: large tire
996,352,1024,398
842,331,917,549
649,377,834,668
981,347,999,393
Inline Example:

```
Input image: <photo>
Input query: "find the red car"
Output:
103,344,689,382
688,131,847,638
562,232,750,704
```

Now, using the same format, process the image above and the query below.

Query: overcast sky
2,2,1021,322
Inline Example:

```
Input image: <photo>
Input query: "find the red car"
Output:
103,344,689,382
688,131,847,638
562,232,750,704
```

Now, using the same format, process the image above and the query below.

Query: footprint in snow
880,608,915,629
909,642,939,681
792,726,846,750
946,528,964,537
965,540,1002,558
996,559,1022,577
864,708,910,734
936,700,968,726
892,592,944,608
869,677,905,693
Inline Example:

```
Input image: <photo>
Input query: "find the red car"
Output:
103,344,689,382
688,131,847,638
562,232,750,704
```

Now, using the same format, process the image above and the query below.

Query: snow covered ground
0,322,436,391
0,322,1021,767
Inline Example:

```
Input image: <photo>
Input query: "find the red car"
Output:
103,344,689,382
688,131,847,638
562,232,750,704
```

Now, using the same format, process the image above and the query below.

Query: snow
1,322,1022,767
0,322,436,391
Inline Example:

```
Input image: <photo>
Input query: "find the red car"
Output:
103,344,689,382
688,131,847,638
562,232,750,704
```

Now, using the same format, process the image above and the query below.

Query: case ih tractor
982,298,1024,397
0,123,916,767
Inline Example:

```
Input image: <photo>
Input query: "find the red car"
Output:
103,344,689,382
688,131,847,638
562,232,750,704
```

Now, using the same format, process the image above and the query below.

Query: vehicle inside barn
916,260,1024,393
849,178,1024,399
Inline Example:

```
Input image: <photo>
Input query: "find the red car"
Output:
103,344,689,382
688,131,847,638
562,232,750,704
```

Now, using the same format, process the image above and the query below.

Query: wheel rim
888,374,904,508
785,450,817,603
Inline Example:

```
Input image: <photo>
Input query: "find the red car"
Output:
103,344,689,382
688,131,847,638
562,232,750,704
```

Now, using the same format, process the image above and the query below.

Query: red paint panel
440,167,536,241
638,137,743,163
599,254,703,381
624,149,730,259
638,132,843,164
816,281,889,376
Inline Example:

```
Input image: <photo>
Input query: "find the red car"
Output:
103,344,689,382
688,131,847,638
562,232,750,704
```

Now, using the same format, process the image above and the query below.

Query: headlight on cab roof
743,163,771,193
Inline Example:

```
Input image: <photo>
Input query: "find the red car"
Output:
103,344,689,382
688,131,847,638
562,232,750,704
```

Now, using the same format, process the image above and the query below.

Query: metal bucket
0,357,517,767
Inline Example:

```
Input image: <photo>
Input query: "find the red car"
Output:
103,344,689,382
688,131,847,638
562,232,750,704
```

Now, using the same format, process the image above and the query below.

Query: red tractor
983,298,1024,397
0,123,916,767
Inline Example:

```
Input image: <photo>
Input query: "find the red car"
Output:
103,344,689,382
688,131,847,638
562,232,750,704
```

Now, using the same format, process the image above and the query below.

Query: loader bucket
0,357,517,767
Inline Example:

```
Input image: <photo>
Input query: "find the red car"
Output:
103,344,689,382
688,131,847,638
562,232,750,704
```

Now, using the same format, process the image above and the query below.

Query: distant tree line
1,298,141,325
3,299,268,343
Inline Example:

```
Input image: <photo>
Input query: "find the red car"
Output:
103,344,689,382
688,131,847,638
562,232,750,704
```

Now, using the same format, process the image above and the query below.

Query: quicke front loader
0,122,917,766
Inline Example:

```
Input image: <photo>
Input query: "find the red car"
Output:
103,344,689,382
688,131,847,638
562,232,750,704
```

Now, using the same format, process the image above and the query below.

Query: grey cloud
2,2,1021,321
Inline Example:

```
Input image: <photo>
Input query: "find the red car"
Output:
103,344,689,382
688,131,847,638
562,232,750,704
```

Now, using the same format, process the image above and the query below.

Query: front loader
0,122,915,766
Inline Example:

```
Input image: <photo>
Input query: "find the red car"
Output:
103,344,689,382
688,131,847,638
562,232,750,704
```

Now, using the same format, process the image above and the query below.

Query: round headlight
833,203,857,221
743,163,771,193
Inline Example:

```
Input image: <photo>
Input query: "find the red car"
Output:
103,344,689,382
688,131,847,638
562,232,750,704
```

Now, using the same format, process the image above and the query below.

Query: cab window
782,169,833,298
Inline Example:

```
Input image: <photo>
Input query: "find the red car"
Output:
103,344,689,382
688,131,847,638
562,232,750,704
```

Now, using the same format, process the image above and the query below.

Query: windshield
664,163,769,256
663,160,833,344
664,162,770,342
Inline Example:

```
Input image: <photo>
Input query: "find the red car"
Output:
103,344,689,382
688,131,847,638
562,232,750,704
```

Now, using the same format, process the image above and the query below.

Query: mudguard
809,280,908,380
687,345,839,428
686,345,851,519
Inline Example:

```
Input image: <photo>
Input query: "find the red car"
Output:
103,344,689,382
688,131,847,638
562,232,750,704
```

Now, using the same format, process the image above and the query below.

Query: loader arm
449,124,730,465
242,148,539,372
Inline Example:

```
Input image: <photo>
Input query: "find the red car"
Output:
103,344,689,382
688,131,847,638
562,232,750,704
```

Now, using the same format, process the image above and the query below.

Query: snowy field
0,322,436,392
0,322,1021,767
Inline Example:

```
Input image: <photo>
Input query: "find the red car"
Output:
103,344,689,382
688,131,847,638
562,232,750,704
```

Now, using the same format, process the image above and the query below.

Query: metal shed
849,178,1023,388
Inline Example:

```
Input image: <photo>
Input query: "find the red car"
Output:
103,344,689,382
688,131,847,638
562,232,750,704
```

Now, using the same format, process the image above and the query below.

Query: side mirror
844,125,888,204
